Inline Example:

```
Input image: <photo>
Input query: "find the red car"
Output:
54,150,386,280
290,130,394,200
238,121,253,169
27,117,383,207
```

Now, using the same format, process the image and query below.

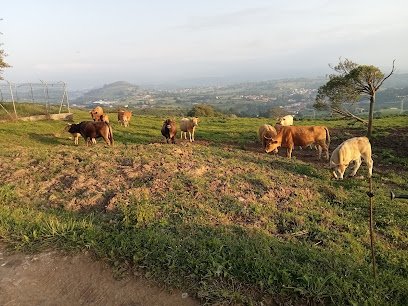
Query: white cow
330,137,373,179
180,117,198,142
277,115,294,126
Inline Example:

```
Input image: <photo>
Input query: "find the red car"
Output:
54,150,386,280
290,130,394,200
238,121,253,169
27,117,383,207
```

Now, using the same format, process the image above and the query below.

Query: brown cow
90,106,104,121
118,110,132,127
67,121,113,146
258,124,278,153
161,119,177,144
264,125,330,159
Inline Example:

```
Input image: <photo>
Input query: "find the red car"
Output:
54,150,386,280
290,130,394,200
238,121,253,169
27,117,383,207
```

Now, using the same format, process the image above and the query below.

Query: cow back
279,126,328,147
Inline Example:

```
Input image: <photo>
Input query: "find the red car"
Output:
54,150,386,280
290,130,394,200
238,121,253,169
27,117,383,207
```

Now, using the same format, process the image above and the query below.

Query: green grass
0,110,407,305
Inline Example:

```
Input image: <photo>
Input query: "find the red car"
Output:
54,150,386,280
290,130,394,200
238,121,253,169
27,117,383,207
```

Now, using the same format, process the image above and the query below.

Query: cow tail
325,127,330,148
107,122,114,146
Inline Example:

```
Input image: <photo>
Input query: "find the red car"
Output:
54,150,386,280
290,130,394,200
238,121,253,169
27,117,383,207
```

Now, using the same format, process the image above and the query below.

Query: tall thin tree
315,58,395,138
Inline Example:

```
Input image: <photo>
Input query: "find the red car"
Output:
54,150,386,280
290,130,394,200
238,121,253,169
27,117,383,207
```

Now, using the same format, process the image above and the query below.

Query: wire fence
0,80,70,120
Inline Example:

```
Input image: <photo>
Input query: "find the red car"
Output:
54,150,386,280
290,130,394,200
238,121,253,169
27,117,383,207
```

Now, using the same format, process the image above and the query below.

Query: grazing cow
90,106,104,121
277,115,294,126
65,124,81,145
258,124,278,153
161,119,177,144
330,137,373,179
67,121,113,146
180,117,198,142
264,125,330,159
118,110,132,127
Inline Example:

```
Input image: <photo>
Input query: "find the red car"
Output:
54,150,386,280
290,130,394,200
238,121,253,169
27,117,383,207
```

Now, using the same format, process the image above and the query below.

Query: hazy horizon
2,0,407,90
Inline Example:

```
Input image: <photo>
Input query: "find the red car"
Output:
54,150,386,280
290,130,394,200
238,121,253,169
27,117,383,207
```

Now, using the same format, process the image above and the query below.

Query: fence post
367,177,376,279
7,80,17,119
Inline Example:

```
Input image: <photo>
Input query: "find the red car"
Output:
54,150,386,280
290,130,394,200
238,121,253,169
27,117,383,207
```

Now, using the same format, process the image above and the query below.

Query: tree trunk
367,93,375,139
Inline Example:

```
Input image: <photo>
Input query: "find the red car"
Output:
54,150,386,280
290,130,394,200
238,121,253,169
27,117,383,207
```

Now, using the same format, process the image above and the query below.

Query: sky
1,0,407,89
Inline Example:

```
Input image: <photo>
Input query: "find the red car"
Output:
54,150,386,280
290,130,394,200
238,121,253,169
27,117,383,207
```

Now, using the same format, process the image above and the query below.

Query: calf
180,117,198,142
264,125,330,159
258,124,278,153
118,110,132,127
67,121,113,146
161,119,177,144
330,137,373,179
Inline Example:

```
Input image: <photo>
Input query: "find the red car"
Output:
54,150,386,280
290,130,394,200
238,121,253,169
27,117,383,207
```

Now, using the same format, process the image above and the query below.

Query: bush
187,104,222,117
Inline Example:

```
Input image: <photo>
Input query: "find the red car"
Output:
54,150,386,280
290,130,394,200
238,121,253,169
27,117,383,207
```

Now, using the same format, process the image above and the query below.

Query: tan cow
96,113,110,124
258,124,278,153
90,106,104,121
118,110,132,127
180,117,198,142
264,125,330,159
330,137,373,179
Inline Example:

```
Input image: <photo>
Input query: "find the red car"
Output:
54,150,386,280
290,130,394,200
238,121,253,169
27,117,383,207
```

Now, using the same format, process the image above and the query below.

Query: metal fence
0,80,70,120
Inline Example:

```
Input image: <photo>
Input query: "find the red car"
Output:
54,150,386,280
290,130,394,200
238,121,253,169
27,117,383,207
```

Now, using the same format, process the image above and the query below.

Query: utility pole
396,95,407,115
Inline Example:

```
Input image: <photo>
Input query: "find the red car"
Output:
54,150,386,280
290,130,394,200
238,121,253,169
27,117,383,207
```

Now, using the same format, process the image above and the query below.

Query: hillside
70,74,408,117
0,111,407,304
72,81,145,105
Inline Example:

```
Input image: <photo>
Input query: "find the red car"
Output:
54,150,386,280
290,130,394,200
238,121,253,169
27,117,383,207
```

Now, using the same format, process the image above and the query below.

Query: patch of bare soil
0,245,199,306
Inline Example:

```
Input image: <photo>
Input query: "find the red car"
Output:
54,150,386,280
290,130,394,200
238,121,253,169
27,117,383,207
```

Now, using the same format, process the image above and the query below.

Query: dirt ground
0,245,199,306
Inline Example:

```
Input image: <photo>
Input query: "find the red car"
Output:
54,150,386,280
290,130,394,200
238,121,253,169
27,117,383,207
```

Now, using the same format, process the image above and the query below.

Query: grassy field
0,109,407,305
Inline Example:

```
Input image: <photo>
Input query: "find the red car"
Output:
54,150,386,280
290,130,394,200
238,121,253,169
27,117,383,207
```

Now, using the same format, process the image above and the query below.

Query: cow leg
349,158,362,177
317,145,322,160
286,146,293,158
189,131,192,142
366,157,373,177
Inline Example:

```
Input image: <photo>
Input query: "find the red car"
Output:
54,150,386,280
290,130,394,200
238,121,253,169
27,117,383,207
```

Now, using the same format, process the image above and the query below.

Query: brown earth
0,245,199,306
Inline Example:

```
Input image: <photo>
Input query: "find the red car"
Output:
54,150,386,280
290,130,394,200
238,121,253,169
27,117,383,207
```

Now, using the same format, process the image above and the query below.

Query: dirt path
0,246,199,306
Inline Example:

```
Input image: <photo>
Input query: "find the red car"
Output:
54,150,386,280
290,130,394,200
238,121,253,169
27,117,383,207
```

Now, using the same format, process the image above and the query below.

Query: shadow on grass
28,133,65,145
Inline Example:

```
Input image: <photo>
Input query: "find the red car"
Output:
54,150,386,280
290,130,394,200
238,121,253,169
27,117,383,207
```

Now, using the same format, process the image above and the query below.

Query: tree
0,19,11,80
315,58,395,138
187,104,220,117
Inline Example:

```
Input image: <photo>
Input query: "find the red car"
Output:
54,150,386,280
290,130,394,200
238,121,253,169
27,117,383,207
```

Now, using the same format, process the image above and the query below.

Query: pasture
0,110,407,305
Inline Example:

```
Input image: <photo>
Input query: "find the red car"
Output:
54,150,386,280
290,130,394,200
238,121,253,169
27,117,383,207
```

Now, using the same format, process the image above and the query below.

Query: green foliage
187,104,221,117
315,58,395,137
0,48,10,80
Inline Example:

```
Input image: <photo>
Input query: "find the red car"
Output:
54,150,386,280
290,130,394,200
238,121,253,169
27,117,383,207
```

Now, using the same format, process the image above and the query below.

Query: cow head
264,136,280,153
330,161,347,179
192,117,198,126
164,119,174,129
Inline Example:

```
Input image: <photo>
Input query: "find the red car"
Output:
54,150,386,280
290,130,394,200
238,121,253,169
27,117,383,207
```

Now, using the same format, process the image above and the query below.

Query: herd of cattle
65,109,373,180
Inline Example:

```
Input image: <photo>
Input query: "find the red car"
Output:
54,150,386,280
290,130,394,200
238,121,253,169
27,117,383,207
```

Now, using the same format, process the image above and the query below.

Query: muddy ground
0,244,198,306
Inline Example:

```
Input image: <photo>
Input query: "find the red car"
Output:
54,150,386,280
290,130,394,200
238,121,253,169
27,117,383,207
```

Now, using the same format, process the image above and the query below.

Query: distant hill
70,74,408,115
72,81,142,105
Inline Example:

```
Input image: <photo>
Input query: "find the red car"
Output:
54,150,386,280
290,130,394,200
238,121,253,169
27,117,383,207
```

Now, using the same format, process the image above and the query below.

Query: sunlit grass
0,110,407,304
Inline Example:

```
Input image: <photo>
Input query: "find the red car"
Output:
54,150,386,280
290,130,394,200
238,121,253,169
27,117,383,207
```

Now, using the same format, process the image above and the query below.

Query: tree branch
375,59,396,90
332,107,368,125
